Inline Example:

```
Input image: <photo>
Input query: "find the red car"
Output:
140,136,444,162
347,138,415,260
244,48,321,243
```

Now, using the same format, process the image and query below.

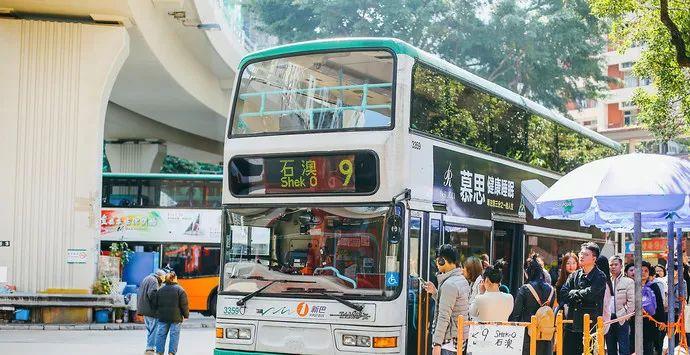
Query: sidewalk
0,313,215,331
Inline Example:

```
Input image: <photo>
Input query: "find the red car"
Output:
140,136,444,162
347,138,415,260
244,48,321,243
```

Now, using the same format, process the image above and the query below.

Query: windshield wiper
236,280,279,307
235,277,315,307
286,287,364,312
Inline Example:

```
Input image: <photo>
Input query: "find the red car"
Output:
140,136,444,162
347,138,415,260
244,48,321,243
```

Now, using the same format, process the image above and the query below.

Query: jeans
156,322,181,354
144,316,158,351
563,327,583,355
605,320,630,355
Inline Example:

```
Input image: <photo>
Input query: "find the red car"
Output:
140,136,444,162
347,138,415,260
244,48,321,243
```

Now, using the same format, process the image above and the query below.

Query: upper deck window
230,50,394,136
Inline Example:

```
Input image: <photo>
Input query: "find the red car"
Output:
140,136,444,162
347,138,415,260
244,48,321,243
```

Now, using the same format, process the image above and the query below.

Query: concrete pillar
105,141,167,173
0,18,128,292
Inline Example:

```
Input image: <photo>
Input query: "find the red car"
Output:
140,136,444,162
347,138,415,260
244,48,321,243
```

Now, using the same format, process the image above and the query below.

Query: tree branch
659,0,690,68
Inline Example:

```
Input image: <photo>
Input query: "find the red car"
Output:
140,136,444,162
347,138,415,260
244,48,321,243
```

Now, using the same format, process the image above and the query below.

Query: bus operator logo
296,302,310,317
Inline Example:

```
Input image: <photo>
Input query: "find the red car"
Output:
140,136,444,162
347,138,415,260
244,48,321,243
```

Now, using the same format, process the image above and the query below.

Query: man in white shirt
605,255,634,355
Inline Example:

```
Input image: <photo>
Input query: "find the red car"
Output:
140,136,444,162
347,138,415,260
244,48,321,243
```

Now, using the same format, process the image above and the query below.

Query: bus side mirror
387,214,402,244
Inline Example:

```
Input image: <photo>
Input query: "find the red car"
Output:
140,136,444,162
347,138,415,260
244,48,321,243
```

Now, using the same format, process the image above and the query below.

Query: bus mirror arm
391,188,411,206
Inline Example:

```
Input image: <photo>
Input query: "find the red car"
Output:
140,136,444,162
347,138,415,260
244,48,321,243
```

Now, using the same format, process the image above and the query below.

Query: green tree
160,155,223,174
245,0,610,111
590,0,690,145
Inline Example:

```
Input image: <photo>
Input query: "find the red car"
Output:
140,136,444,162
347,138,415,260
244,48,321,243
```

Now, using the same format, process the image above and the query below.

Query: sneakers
144,350,155,355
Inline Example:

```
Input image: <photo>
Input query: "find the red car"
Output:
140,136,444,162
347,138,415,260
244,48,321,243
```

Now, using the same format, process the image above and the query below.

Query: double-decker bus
100,173,222,316
215,38,621,354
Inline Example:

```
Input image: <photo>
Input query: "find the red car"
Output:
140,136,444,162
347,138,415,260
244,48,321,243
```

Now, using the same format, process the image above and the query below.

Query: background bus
216,38,621,354
100,173,222,316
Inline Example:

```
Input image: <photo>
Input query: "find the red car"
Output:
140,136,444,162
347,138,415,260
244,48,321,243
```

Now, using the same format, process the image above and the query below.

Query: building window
620,61,634,70
640,77,652,86
624,110,638,126
623,72,639,88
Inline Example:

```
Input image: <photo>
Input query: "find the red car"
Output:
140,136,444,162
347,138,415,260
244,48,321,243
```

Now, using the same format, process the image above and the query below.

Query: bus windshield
230,50,394,136
222,206,402,299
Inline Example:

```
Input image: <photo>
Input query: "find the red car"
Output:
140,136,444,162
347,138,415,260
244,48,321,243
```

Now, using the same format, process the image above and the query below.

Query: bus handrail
238,82,392,99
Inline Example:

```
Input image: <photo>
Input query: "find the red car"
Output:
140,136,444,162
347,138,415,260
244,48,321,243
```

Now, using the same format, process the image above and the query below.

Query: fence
454,311,642,355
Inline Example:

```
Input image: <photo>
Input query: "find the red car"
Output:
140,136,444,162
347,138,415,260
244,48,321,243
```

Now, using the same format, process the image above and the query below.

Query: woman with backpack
510,253,555,355
469,259,513,322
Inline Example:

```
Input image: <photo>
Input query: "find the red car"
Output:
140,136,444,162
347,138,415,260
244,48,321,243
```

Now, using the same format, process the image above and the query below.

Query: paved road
0,328,215,355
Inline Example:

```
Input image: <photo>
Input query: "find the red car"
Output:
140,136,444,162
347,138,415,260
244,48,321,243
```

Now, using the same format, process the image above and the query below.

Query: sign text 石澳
466,324,525,355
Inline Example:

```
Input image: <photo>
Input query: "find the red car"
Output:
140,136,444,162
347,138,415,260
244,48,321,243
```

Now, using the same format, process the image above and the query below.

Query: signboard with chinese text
229,151,378,196
264,154,356,194
100,209,220,243
66,248,88,264
433,146,557,220
467,324,525,355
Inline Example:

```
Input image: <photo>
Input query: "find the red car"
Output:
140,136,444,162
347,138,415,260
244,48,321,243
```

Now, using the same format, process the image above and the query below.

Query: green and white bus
215,38,621,355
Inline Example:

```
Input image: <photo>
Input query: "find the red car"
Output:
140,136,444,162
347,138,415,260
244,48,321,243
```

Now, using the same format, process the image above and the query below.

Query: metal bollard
556,311,564,355
596,317,605,355
529,315,538,355
583,314,591,355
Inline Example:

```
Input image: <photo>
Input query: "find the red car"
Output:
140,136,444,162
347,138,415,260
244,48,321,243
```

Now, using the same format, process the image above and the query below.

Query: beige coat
611,273,635,325
432,268,471,345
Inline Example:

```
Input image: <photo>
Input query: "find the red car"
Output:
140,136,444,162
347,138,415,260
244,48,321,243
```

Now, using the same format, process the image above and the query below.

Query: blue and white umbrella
534,153,690,354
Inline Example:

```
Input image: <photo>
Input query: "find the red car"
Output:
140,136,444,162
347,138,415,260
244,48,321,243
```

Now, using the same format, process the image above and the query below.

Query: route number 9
339,159,353,186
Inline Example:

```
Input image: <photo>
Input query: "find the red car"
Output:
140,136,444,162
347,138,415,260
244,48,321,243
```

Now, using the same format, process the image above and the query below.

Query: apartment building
568,45,657,153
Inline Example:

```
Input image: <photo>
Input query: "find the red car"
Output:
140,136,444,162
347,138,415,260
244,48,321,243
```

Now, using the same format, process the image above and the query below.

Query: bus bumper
214,349,277,355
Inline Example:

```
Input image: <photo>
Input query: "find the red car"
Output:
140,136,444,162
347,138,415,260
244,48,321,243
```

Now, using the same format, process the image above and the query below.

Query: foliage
109,241,132,266
91,275,113,295
245,0,610,112
590,0,690,143
411,65,615,173
160,155,223,175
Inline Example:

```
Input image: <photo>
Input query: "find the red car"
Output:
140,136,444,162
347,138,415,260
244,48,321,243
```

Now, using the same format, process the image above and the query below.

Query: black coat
559,266,606,332
510,281,555,322
154,283,190,323
136,274,160,317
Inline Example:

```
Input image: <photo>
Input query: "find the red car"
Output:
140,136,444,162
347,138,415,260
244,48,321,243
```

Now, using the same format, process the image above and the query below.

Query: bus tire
207,292,217,318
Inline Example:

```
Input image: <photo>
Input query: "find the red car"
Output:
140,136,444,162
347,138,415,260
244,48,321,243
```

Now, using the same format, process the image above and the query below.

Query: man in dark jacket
138,269,165,355
155,271,189,355
560,242,607,355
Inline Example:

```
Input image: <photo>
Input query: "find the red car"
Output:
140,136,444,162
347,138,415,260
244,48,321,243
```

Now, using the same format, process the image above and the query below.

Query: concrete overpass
0,0,249,292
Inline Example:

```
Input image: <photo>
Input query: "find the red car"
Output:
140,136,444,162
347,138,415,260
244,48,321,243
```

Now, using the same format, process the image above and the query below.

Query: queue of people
419,241,690,355
137,268,190,355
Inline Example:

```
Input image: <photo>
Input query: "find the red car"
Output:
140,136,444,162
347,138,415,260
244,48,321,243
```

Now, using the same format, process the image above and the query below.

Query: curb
0,321,214,331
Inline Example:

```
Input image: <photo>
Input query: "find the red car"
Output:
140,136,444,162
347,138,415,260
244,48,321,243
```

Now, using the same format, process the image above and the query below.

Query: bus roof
103,173,222,181
240,37,621,152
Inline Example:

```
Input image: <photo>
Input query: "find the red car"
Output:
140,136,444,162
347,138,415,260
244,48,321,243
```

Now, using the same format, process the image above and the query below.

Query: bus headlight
238,328,251,340
342,335,358,346
226,328,239,339
342,334,371,347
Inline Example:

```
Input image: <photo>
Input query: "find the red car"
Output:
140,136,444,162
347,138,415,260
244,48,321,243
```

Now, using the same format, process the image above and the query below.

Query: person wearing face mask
422,245,471,355
629,261,658,355
559,242,606,355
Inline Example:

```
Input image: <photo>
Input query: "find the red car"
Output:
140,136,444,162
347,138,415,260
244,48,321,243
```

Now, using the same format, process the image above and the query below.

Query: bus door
492,222,524,294
406,210,443,355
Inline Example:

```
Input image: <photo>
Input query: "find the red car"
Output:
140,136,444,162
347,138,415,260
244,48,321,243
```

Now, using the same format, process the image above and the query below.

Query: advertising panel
100,208,221,243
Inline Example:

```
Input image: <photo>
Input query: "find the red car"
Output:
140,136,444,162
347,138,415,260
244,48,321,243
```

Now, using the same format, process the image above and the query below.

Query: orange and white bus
100,173,222,316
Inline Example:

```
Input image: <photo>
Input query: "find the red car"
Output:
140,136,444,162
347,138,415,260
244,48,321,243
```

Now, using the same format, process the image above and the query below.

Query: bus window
139,179,159,207
203,181,222,208
162,244,220,278
105,178,139,207
230,51,394,136
221,206,401,299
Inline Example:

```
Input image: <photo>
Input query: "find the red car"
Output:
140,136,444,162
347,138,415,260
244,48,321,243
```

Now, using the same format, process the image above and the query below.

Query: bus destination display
229,151,378,196
264,155,355,193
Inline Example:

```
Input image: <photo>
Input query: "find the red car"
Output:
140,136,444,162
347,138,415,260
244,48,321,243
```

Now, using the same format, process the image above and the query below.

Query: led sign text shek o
265,155,355,194
228,151,378,196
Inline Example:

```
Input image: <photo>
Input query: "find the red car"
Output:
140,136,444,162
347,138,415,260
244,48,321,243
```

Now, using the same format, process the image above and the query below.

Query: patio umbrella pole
634,212,643,355
668,221,676,352
677,227,685,333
